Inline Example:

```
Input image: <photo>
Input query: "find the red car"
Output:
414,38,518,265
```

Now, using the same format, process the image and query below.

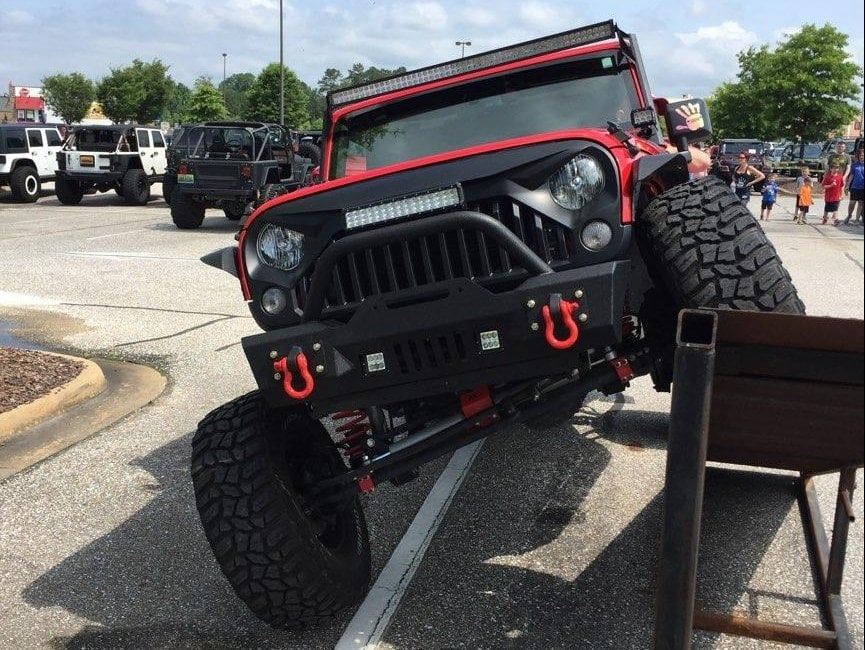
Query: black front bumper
243,259,629,412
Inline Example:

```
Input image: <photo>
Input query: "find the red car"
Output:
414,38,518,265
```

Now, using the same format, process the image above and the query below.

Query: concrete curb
0,353,107,442
0,357,167,481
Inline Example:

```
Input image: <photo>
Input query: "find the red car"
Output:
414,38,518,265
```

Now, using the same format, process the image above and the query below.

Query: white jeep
0,124,64,202
55,125,167,205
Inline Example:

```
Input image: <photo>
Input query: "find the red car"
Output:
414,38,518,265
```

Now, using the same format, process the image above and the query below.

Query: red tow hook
541,293,581,350
273,346,315,400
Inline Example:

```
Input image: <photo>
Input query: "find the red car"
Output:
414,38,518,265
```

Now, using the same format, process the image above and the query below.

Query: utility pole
222,53,227,103
455,40,471,58
279,0,284,126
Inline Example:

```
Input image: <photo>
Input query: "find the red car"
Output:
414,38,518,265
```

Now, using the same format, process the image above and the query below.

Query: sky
1,0,863,103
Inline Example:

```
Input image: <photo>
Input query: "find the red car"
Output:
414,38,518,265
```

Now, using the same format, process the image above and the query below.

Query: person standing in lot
828,140,852,179
732,153,765,205
796,175,813,225
821,165,843,225
844,149,864,225
794,166,812,220
759,173,779,220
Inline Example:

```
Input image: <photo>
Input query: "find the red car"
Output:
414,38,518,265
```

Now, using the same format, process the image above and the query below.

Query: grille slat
384,244,399,292
401,241,417,288
347,253,364,302
420,237,436,283
364,249,381,295
297,198,572,317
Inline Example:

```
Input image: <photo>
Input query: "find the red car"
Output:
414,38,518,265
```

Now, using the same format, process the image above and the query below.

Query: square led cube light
479,330,501,351
366,352,386,373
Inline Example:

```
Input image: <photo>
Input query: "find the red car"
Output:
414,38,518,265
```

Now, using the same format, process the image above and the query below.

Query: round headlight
549,154,604,210
580,220,613,251
257,224,304,271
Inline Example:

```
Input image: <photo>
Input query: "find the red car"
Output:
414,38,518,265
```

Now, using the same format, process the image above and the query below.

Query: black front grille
392,332,469,374
295,198,573,319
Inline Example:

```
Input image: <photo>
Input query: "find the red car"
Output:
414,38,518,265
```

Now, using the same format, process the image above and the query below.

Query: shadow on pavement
22,433,348,650
22,400,808,649
381,403,804,649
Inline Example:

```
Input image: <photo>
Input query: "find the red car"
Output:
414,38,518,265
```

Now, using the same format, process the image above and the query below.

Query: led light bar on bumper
329,20,618,107
345,186,463,230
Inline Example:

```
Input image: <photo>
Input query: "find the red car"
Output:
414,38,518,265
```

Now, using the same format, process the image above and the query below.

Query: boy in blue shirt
760,173,779,221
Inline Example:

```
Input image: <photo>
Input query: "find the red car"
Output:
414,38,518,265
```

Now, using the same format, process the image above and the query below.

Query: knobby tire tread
639,176,805,313
191,391,370,629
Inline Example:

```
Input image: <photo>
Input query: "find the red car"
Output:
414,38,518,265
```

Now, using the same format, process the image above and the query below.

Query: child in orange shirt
797,176,813,224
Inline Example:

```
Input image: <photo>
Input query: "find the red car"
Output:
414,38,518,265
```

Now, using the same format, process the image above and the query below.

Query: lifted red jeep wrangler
194,20,804,628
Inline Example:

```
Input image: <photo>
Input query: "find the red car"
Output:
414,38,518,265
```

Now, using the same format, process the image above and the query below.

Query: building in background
0,92,14,122
6,84,61,123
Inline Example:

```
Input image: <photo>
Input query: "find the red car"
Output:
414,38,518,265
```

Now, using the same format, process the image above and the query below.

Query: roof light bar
345,186,463,230
329,20,618,108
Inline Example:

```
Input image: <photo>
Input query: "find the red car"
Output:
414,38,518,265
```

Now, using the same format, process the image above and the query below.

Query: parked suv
194,20,804,628
164,121,320,229
0,123,64,202
710,138,765,189
55,125,167,205
775,142,824,179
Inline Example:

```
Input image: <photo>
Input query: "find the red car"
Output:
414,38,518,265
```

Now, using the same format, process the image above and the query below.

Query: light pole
860,82,864,138
455,40,471,58
279,0,284,126
221,53,227,102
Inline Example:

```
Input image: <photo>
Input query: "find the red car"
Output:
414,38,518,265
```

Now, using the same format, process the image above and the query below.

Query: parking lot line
86,229,146,241
335,439,485,650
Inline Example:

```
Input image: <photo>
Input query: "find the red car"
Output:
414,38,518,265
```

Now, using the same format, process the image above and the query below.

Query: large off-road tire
54,177,84,205
639,175,805,314
191,391,371,629
637,176,805,391
255,183,290,209
299,141,322,166
10,166,40,203
170,187,205,229
162,174,177,206
223,201,246,221
122,169,150,205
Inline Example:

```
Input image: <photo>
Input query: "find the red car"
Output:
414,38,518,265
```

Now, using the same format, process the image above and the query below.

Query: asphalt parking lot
0,184,863,649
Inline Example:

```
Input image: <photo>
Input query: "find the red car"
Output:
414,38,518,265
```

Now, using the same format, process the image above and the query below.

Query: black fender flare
631,152,690,219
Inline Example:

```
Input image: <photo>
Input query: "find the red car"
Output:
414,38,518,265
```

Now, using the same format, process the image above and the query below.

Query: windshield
329,55,640,179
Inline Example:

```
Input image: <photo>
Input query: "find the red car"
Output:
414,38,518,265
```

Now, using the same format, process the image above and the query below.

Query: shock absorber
332,409,373,465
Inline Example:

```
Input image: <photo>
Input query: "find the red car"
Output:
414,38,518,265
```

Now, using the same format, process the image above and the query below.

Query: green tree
220,72,256,119
96,59,173,123
311,64,408,125
163,81,192,125
708,24,861,144
184,77,229,122
40,72,95,124
243,63,310,127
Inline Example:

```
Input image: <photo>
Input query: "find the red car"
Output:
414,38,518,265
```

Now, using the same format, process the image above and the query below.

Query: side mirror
662,98,713,152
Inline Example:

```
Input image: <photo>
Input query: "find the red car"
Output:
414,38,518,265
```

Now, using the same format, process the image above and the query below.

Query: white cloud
0,9,36,26
690,0,709,16
518,2,577,31
384,2,448,31
675,20,758,48
459,7,499,29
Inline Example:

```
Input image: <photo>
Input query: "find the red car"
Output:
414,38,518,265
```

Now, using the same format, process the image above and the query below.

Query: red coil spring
333,409,372,463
